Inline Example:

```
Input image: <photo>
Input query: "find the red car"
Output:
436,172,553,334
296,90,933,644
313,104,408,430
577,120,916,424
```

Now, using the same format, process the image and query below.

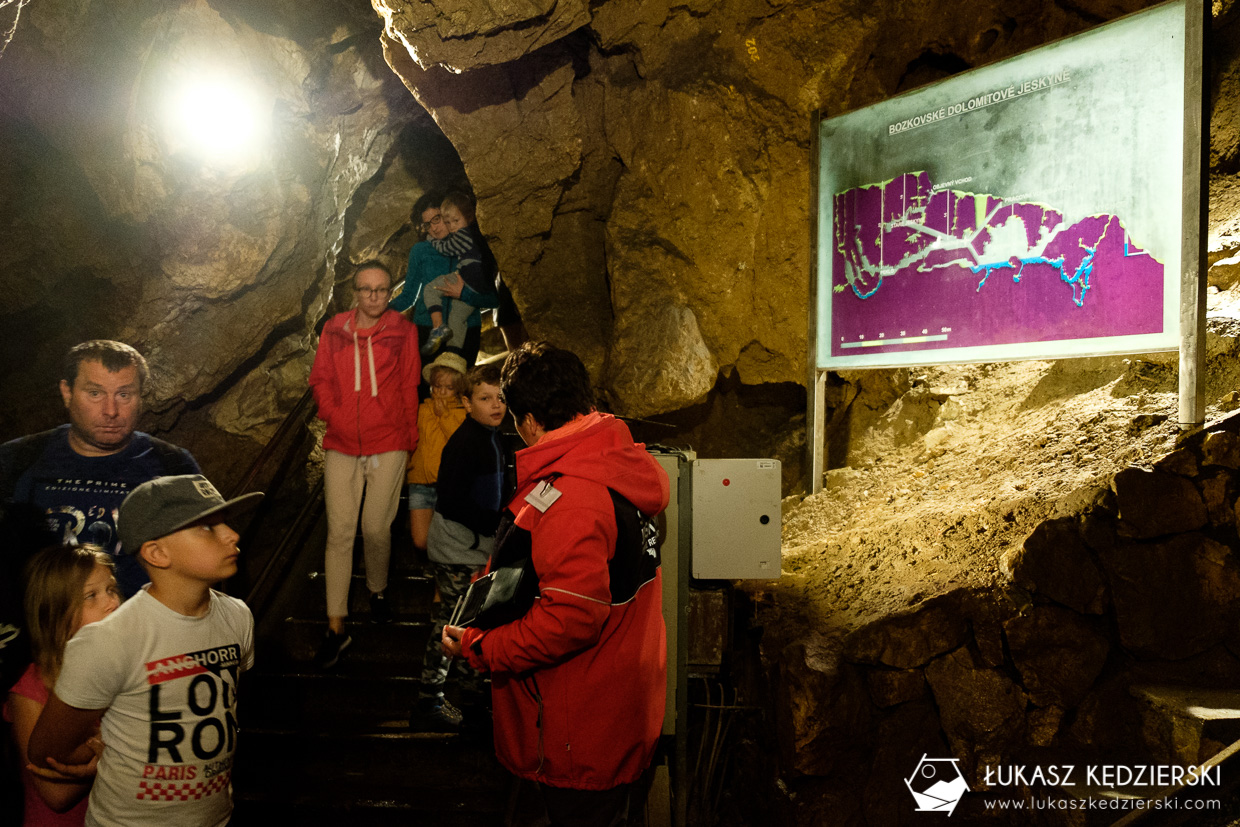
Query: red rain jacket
309,308,420,457
462,412,670,790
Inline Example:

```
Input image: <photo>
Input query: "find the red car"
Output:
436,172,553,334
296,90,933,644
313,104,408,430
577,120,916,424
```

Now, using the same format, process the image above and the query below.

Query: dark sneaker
370,591,392,624
314,629,352,670
421,325,453,355
410,696,463,733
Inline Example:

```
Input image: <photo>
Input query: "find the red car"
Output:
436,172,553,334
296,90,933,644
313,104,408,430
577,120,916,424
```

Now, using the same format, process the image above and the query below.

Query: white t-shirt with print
56,587,254,827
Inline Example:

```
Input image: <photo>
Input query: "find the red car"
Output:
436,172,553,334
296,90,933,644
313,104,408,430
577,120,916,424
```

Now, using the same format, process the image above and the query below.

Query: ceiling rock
374,0,590,72
0,0,433,442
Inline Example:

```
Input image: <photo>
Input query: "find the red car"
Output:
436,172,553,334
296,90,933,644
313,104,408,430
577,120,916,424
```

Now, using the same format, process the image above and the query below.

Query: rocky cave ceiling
0,0,1237,486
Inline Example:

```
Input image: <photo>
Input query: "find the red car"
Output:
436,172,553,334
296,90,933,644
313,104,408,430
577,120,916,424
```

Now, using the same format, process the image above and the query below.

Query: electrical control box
690,459,781,579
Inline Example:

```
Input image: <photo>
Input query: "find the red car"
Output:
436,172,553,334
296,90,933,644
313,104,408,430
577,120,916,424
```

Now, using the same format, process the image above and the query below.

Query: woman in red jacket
444,342,669,825
308,261,420,668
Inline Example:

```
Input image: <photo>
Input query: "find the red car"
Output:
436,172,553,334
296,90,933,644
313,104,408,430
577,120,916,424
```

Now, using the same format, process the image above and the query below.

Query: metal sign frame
807,0,1207,493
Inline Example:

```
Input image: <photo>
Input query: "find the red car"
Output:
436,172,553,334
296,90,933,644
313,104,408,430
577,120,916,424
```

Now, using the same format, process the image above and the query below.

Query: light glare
166,74,266,162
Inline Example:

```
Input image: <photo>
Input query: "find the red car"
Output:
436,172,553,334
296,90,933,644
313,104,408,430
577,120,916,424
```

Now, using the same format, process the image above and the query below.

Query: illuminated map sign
815,0,1187,369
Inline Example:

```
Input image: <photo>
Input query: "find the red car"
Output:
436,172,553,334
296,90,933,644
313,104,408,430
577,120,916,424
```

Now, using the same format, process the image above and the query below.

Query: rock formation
3,0,1238,484
374,0,1240,434
0,0,460,481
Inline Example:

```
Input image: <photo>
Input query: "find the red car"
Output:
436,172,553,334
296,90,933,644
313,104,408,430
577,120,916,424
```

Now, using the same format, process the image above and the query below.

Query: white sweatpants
323,449,408,618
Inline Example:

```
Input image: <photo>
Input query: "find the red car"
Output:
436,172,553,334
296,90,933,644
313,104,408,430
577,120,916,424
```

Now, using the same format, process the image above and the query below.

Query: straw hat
422,350,468,384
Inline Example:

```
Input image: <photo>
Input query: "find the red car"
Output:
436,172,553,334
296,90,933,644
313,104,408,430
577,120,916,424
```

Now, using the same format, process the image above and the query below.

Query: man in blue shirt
0,341,199,689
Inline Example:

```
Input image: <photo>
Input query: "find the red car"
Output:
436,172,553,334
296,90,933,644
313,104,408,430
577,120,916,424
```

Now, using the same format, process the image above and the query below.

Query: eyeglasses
355,286,391,297
420,215,444,232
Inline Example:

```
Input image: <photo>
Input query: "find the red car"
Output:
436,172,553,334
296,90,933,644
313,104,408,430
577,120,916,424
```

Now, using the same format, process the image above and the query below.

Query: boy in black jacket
412,363,507,732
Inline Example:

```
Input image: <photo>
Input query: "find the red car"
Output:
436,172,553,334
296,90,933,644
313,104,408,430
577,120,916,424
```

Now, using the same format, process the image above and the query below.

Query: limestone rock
1079,509,1118,554
1200,470,1238,526
1002,517,1107,614
1100,534,1240,659
1202,430,1240,468
960,588,1021,667
843,597,968,669
607,305,717,417
873,389,942,447
601,79,806,408
862,701,947,827
865,668,926,708
380,39,614,375
1113,466,1208,538
1154,448,1199,477
1069,674,1148,757
776,632,871,776
210,336,316,442
1026,705,1064,747
374,0,590,72
1003,606,1109,707
347,159,422,268
0,0,428,443
925,646,1027,776
1051,481,1117,518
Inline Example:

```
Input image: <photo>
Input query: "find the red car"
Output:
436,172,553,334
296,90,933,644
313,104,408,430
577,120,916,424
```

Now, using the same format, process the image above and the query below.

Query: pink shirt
4,663,89,827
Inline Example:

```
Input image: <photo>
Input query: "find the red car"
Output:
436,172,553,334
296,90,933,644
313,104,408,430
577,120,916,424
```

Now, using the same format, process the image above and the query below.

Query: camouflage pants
420,561,485,696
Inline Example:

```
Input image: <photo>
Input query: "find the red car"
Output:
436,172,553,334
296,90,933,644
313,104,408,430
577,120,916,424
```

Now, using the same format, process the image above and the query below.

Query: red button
722,478,730,486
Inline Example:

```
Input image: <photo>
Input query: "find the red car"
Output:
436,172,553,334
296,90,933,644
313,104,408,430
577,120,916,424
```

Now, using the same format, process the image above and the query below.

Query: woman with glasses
308,260,422,668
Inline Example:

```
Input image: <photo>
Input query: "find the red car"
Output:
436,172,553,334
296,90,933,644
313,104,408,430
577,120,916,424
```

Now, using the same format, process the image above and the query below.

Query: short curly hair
466,363,502,398
500,342,594,431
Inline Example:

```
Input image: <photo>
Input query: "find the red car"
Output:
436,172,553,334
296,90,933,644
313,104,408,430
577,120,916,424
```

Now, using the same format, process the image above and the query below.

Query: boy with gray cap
29,474,261,827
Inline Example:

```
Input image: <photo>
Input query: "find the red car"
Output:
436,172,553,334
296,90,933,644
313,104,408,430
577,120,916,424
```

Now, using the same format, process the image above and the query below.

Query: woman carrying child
406,351,469,565
4,545,119,825
391,191,496,369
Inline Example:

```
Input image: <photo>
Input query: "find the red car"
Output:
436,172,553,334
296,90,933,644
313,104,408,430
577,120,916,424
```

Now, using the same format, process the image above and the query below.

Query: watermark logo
906,755,969,815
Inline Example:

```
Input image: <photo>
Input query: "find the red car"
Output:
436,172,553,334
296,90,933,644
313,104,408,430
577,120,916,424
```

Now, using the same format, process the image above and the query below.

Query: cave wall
756,416,1240,824
0,0,463,482
2,0,1240,485
374,0,1240,427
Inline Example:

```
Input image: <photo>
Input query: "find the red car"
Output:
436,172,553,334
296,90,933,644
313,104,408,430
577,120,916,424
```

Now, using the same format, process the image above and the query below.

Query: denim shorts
407,483,437,511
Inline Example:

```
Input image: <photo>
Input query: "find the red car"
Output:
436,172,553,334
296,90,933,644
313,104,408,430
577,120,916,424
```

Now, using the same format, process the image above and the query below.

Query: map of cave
830,171,1165,357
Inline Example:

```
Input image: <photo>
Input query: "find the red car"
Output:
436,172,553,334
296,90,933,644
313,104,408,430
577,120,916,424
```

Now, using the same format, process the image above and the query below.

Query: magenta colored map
831,171,1164,357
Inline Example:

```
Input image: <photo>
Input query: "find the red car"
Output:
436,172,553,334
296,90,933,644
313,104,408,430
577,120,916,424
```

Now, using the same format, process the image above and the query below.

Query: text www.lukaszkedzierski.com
983,797,1220,812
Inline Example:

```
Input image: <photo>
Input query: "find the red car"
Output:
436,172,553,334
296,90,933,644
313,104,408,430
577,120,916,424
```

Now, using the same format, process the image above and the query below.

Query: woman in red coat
444,342,669,825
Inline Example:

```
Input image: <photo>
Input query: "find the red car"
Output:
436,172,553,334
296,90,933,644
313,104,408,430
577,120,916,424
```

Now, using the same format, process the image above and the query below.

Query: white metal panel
690,459,781,579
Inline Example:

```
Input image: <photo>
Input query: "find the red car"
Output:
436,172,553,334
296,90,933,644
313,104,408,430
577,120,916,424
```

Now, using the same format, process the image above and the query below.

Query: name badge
524,480,562,513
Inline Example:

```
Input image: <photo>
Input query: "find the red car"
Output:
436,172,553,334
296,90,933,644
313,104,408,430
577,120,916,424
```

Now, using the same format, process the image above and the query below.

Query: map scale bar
841,334,950,349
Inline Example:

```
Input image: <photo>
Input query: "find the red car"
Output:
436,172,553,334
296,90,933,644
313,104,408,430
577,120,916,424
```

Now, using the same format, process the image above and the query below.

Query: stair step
287,571,436,619
231,786,510,827
235,728,505,790
269,617,434,665
243,668,422,726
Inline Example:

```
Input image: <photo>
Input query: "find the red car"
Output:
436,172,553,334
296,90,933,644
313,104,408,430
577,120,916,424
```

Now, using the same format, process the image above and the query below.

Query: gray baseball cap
118,474,263,552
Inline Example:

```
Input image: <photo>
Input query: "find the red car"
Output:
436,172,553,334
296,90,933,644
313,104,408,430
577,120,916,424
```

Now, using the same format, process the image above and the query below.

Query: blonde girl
4,545,120,824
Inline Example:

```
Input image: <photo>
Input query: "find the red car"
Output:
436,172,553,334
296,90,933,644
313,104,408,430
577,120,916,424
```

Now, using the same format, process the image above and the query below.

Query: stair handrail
221,384,323,617
226,387,316,500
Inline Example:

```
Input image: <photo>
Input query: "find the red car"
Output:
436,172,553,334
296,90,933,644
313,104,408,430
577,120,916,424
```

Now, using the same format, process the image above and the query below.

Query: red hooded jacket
461,412,670,790
308,308,420,456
